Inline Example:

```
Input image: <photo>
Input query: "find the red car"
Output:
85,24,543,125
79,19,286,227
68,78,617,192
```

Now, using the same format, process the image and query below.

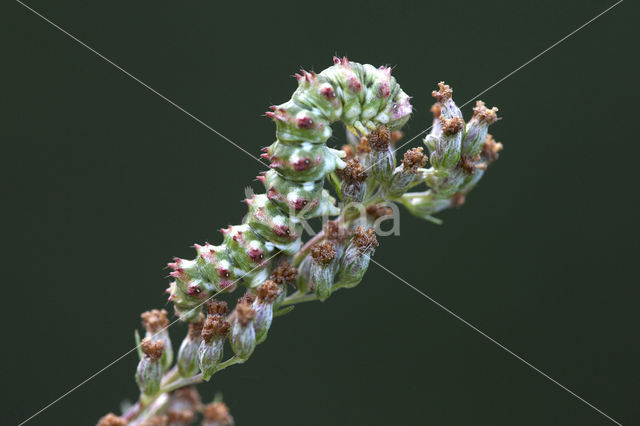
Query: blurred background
2,0,637,424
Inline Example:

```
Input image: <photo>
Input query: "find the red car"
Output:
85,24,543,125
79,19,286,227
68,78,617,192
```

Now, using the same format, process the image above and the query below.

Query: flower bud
323,220,349,269
310,241,337,301
387,147,428,198
338,158,367,203
230,301,256,361
252,280,281,344
168,386,201,426
136,338,165,396
425,82,464,170
295,255,313,294
462,101,499,158
141,309,173,372
336,227,379,288
198,314,230,381
202,402,234,426
367,126,395,183
177,315,204,378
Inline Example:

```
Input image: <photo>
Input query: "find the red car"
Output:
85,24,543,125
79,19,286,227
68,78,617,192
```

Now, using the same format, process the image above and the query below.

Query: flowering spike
100,59,507,425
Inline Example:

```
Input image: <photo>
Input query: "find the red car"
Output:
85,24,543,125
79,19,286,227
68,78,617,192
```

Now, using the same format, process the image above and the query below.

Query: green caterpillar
167,57,412,321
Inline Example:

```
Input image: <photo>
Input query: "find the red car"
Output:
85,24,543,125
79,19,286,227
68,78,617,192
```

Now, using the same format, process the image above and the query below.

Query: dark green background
2,1,638,425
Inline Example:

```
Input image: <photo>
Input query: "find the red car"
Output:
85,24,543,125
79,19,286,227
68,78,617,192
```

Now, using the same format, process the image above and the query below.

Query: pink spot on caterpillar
320,85,336,99
297,116,314,129
348,75,361,92
378,81,390,98
248,247,265,262
267,186,279,200
292,198,312,210
187,283,201,295
273,224,291,237
217,267,231,279
293,158,313,171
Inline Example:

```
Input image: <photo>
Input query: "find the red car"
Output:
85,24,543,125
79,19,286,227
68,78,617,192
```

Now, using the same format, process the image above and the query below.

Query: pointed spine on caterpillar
167,58,413,321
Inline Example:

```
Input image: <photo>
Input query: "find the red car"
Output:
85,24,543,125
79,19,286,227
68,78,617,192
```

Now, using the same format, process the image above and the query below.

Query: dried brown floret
203,402,234,425
311,241,336,265
235,302,256,327
450,192,466,207
430,102,442,118
481,134,503,163
141,338,165,361
338,158,367,184
391,130,403,146
97,413,127,426
187,314,205,339
324,220,349,242
440,116,464,136
352,227,379,252
402,147,428,173
472,101,500,124
356,136,371,154
237,292,256,305
257,280,281,302
167,409,195,425
432,81,453,102
145,416,168,426
270,261,297,285
367,126,391,151
141,309,169,333
366,204,393,219
201,314,230,343
205,300,229,316
341,144,354,159
171,386,202,410
458,153,477,174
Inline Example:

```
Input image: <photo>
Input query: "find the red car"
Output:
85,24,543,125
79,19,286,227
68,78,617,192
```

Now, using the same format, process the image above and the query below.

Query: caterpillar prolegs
166,57,412,321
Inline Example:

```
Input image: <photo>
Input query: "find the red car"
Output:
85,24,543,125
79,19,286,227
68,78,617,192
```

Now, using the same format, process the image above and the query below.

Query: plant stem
293,230,325,266
279,291,318,306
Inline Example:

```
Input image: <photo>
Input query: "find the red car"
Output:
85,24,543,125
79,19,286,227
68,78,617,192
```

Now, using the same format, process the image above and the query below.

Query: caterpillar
166,57,413,321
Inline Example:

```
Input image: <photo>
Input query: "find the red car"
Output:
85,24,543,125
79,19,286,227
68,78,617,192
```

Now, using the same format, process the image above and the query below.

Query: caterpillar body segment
167,58,413,321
